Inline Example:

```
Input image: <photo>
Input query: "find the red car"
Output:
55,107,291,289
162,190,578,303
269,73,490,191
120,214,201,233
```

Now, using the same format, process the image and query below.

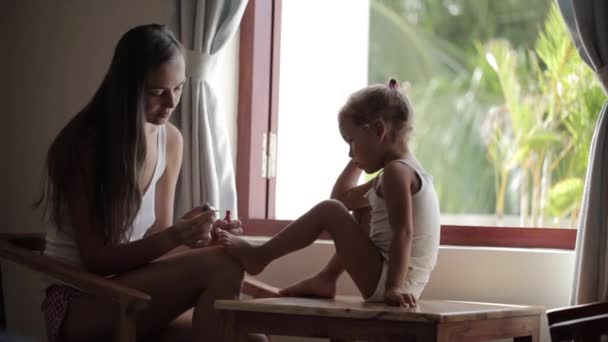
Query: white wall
253,242,575,308
2,1,575,341
251,240,574,342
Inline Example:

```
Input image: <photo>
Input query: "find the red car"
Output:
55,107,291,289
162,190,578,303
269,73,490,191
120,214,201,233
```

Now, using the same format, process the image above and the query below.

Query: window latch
261,132,278,179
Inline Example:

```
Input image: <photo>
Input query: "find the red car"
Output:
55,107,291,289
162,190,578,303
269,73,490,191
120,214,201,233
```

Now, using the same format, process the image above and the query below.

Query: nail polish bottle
224,210,231,223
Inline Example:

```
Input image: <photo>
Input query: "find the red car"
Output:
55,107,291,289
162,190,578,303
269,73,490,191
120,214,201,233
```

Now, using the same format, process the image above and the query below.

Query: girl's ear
372,119,388,140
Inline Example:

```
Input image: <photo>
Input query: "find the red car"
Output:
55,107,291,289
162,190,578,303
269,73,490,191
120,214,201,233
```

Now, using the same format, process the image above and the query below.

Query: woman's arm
150,123,242,247
381,162,416,306
68,172,186,276
145,122,183,237
331,159,374,210
69,124,210,276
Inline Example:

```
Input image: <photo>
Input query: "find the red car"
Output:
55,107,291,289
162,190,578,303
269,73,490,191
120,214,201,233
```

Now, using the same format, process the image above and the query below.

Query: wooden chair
547,300,608,341
0,232,279,342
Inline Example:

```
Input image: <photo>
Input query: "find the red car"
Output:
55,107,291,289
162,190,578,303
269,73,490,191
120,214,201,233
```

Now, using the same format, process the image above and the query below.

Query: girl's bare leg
62,246,243,342
279,207,372,297
278,254,339,298
220,200,383,298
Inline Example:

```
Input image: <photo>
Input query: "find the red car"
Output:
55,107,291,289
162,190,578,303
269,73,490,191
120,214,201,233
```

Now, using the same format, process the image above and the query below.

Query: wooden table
215,297,543,341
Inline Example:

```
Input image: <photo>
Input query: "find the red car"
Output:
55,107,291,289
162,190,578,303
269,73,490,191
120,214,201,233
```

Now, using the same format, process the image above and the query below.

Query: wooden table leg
437,315,540,342
533,315,540,342
518,315,540,342
222,311,239,342
116,303,137,342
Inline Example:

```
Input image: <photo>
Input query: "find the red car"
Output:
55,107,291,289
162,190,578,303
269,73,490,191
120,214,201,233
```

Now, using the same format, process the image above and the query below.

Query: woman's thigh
62,246,243,341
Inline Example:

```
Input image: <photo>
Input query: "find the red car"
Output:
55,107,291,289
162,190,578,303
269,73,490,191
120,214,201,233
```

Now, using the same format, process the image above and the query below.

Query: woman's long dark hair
36,24,184,244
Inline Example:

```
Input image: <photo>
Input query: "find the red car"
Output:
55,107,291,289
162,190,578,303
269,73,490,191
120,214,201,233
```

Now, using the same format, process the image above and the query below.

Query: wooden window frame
235,0,577,250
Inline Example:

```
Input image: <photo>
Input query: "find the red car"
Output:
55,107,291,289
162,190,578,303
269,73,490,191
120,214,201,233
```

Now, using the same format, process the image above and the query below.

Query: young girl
37,24,246,341
219,79,441,306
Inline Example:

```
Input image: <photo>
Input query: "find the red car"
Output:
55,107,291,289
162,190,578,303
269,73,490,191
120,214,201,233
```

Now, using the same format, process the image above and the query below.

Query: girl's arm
331,159,374,210
70,124,210,276
382,162,416,306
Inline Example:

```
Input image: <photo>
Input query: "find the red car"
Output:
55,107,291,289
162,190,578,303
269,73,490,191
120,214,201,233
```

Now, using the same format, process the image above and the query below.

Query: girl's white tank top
364,158,441,285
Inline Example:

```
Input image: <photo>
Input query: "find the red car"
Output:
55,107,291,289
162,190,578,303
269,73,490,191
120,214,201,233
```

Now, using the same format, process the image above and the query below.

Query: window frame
236,0,577,250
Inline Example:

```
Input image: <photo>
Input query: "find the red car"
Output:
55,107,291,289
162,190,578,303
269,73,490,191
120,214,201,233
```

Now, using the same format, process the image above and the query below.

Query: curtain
176,0,248,218
557,0,608,304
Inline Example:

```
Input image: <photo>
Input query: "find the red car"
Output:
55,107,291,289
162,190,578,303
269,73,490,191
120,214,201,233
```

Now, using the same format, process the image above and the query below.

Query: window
236,0,596,249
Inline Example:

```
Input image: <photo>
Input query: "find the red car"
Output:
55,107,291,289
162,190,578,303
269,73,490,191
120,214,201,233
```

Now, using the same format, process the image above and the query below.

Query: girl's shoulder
382,160,418,182
385,155,429,178
381,158,424,194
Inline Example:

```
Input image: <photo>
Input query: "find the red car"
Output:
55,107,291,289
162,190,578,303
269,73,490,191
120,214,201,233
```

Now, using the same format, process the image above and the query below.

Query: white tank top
44,125,167,268
364,158,441,285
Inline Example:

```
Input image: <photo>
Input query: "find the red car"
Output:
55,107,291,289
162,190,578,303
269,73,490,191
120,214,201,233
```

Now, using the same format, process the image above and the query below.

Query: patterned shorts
41,284,81,342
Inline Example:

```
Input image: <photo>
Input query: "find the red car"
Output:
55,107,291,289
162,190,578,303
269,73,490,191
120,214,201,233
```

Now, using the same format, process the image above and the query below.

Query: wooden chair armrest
0,232,46,252
242,276,280,298
550,313,608,340
0,240,150,311
547,301,608,326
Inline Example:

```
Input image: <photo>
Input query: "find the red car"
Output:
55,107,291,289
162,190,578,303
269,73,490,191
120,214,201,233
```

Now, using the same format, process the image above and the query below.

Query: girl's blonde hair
338,79,414,139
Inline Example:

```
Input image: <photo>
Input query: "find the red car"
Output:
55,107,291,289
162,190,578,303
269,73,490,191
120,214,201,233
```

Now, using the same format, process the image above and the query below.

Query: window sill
241,219,577,250
243,235,576,255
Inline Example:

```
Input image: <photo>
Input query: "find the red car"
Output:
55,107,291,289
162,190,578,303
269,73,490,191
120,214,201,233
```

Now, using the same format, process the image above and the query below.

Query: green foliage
408,73,498,214
548,178,583,219
370,0,550,84
369,0,550,215
479,4,604,225
368,0,604,226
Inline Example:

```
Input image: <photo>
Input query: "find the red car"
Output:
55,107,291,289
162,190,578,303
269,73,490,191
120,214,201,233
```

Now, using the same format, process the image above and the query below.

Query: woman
37,24,244,342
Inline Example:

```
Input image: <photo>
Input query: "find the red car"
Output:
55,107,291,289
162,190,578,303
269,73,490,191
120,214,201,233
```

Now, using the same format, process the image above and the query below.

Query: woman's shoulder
163,122,183,164
164,122,183,147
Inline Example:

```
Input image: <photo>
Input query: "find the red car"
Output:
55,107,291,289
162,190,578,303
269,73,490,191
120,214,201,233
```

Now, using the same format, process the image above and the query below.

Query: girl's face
339,117,384,173
144,54,186,125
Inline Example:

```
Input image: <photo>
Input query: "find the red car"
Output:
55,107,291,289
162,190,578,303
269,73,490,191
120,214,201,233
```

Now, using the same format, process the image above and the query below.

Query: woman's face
144,54,186,125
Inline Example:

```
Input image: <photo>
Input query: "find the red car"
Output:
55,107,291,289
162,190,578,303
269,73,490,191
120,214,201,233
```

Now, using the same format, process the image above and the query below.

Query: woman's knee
163,247,243,293
205,249,244,289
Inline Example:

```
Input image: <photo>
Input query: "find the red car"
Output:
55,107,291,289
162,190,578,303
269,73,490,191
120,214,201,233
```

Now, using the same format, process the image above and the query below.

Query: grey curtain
557,0,608,304
176,0,248,218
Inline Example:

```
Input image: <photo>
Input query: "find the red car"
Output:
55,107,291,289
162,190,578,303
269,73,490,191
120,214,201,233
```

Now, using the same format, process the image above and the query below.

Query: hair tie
388,79,399,89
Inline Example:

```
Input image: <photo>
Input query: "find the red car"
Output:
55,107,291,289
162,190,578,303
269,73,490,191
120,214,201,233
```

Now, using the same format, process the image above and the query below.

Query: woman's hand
171,204,216,248
384,285,416,307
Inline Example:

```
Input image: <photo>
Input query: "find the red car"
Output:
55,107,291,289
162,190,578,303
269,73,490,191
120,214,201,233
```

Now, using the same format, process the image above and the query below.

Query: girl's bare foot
279,273,337,298
217,231,268,275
